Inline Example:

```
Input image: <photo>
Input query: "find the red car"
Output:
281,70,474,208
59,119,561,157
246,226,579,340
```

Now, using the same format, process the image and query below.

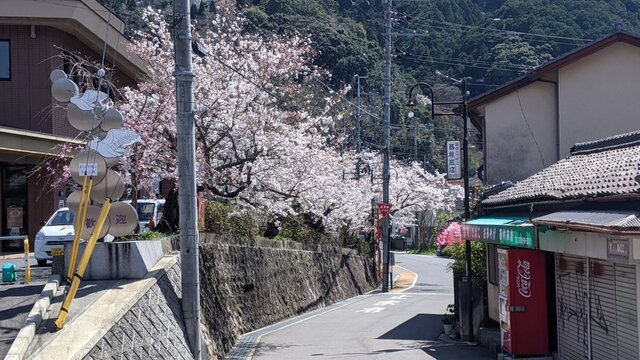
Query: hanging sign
447,141,461,179
377,203,393,219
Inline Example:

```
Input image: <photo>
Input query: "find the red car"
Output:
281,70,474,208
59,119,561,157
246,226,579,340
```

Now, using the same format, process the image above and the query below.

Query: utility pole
355,74,363,154
173,0,201,357
462,79,474,342
412,125,418,160
381,0,392,293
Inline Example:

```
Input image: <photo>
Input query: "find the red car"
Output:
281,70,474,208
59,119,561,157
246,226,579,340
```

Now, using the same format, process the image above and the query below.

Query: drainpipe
536,79,559,161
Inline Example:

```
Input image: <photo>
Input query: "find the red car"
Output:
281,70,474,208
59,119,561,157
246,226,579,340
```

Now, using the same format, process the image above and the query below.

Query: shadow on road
421,342,493,359
378,314,442,341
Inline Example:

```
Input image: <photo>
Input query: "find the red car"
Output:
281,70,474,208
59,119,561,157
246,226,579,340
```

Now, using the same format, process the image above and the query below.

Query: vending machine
498,248,549,356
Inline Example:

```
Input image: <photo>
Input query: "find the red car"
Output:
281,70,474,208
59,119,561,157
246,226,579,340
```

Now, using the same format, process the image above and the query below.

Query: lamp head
405,98,416,108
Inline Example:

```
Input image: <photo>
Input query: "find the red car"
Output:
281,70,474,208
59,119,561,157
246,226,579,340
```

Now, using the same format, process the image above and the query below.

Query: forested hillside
98,0,640,173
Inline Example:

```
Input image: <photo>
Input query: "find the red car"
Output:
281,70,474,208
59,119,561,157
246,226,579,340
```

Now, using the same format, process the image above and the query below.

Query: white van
124,199,165,233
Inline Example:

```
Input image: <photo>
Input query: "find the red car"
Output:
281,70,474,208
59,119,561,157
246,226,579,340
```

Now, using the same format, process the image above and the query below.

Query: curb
5,274,61,360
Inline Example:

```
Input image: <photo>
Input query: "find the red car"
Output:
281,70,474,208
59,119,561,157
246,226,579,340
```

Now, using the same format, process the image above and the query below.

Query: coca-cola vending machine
498,248,548,356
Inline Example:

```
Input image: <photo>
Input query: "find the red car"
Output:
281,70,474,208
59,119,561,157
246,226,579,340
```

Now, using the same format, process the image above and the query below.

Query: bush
203,201,259,240
443,241,486,286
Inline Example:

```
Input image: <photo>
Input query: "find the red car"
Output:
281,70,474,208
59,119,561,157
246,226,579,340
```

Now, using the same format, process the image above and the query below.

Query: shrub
443,241,486,286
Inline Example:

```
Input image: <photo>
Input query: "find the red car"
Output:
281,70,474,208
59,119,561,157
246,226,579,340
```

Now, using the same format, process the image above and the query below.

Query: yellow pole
23,237,30,284
55,198,111,330
67,177,93,283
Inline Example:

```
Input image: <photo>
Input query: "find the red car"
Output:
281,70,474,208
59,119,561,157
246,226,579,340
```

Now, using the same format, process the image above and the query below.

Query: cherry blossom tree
47,8,462,239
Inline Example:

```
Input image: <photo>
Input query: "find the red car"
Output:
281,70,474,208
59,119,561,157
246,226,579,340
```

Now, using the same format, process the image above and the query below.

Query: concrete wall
484,80,557,183
198,237,376,359
558,42,640,158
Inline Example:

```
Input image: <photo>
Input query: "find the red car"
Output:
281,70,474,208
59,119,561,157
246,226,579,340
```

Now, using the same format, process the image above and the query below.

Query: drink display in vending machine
498,248,548,357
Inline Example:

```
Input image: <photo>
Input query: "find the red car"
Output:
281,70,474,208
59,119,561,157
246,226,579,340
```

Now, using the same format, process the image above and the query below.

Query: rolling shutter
556,255,638,360
556,254,589,359
589,259,616,360
614,264,638,360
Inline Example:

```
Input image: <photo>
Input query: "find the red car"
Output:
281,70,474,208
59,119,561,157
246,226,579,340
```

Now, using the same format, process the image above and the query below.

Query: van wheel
37,259,47,267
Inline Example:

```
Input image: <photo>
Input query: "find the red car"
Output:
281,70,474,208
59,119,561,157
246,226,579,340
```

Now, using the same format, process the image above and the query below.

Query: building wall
558,42,640,157
0,24,135,138
484,80,557,183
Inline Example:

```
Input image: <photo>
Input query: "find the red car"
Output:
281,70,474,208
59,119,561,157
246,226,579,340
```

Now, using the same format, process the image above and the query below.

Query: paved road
0,254,50,358
235,252,493,360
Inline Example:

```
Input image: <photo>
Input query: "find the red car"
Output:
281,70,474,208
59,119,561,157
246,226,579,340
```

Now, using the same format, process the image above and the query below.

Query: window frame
0,39,10,81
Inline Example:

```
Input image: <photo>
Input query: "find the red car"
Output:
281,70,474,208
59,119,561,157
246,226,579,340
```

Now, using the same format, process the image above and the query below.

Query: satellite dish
70,149,108,184
90,170,125,204
81,205,110,239
107,201,138,237
50,69,67,82
66,190,83,213
67,102,100,131
52,78,78,102
101,108,124,131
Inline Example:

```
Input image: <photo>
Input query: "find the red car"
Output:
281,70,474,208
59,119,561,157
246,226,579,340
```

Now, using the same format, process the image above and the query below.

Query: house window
0,40,10,80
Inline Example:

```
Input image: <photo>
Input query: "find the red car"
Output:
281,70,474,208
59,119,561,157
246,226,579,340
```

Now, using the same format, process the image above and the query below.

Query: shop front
462,216,553,357
534,211,640,360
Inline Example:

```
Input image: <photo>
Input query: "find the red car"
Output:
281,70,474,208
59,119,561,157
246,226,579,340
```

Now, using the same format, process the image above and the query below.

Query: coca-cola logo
516,259,532,298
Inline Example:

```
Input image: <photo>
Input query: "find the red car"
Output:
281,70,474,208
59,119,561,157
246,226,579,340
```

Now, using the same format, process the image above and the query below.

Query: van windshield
48,210,75,226
137,203,155,221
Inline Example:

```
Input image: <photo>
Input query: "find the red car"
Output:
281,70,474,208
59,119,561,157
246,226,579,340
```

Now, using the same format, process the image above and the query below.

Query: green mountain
97,0,640,173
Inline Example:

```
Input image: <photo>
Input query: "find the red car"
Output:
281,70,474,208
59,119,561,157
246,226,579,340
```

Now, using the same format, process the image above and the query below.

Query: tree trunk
156,183,179,233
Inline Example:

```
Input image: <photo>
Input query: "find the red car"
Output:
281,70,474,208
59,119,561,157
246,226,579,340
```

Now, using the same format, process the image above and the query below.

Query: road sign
377,203,393,218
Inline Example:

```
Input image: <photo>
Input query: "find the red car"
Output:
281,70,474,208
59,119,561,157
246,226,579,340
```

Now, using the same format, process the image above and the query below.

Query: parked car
34,207,75,266
34,207,116,266
124,199,165,233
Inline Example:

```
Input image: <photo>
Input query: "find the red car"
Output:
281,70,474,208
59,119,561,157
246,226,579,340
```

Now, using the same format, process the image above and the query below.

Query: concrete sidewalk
6,255,182,360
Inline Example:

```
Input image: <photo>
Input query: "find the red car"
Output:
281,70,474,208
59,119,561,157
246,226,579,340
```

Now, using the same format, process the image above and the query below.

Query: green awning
461,216,536,249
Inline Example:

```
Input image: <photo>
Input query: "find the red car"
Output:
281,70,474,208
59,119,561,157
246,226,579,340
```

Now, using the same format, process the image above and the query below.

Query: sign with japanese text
376,203,392,218
446,141,461,179
461,224,536,249
607,238,630,263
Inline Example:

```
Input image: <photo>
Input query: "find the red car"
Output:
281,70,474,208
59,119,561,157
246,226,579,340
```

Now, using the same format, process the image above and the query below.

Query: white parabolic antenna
66,190,82,213
107,201,138,237
70,149,108,184
90,169,125,204
49,69,67,82
67,103,101,131
101,108,124,131
52,78,78,102
81,205,110,239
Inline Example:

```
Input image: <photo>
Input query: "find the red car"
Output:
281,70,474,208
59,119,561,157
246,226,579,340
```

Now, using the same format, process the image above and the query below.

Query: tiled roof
483,131,640,206
533,211,640,229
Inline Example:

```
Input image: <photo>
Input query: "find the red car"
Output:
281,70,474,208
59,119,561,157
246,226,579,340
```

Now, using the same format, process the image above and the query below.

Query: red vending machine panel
498,249,548,356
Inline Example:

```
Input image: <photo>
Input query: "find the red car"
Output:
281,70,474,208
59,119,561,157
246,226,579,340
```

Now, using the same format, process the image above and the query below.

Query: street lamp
405,80,474,342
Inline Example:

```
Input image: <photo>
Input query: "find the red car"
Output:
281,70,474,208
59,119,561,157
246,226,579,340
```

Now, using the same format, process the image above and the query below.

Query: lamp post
405,80,474,342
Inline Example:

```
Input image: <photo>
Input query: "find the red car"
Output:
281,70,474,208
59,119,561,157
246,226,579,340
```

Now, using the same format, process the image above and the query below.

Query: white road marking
373,300,400,306
356,307,385,313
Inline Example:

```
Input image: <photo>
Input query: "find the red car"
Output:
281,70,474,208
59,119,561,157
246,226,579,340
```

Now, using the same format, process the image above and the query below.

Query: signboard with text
447,141,461,179
461,224,536,249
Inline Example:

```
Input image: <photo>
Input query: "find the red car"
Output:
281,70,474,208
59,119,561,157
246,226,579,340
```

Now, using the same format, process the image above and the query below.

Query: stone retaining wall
81,235,376,359
199,234,376,359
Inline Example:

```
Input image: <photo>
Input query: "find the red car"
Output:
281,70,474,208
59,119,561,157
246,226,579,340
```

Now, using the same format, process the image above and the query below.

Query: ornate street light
405,79,475,342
